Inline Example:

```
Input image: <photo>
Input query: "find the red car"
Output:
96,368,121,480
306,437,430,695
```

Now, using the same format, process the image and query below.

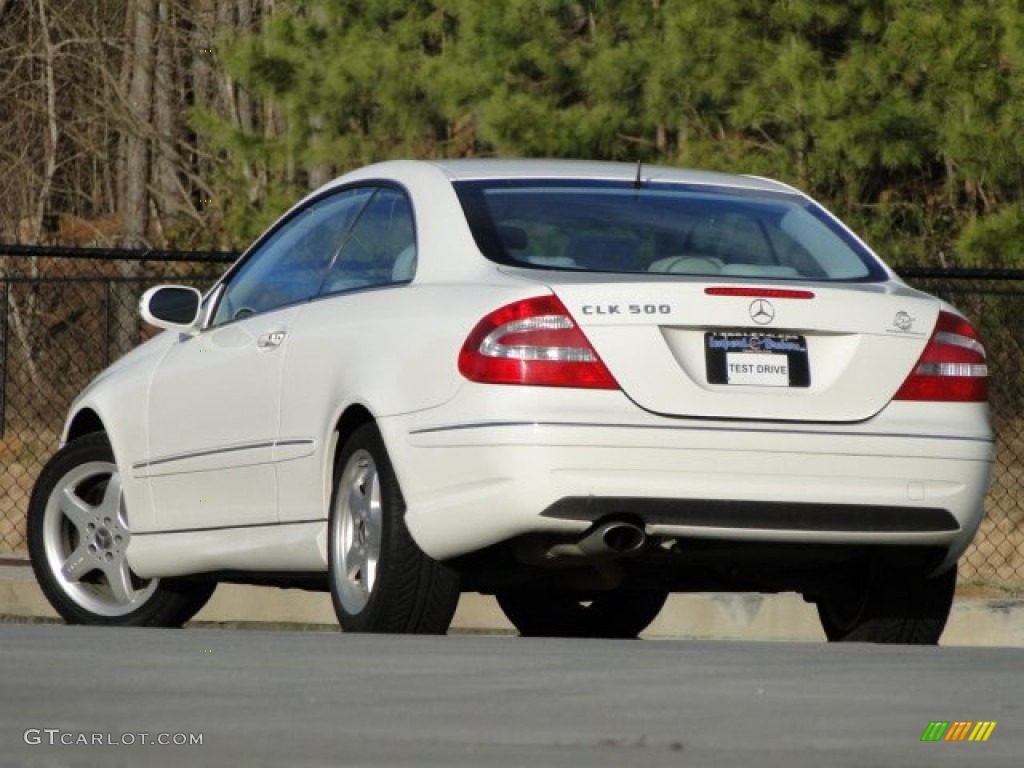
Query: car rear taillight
894,311,988,402
459,295,619,389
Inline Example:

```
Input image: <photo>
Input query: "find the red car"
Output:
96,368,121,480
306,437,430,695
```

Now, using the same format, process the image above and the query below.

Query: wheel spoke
364,494,381,590
58,487,94,532
365,494,383,544
60,541,95,581
347,474,368,517
345,557,369,602
344,538,365,580
102,558,135,605
97,471,123,519
346,564,367,595
364,553,378,591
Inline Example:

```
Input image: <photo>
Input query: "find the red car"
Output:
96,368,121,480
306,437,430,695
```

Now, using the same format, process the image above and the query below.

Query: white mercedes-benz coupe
29,159,994,642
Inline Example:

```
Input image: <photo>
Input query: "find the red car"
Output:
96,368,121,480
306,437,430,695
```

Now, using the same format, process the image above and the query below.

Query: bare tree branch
33,0,60,247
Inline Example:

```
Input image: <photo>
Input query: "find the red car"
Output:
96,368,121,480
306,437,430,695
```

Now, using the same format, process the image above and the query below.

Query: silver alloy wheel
331,449,383,615
40,460,157,616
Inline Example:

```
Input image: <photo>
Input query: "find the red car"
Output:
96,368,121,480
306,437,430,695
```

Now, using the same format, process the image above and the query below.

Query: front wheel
496,589,669,638
328,423,460,634
815,563,957,644
28,433,215,626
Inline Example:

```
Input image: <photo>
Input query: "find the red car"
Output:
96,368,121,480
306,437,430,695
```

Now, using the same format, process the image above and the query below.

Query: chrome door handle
257,331,287,349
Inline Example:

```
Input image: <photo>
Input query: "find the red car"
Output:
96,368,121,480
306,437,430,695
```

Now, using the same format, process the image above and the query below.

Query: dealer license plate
704,332,810,388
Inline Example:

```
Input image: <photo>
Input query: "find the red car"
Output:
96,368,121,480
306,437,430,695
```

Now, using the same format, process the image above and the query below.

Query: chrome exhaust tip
546,520,646,559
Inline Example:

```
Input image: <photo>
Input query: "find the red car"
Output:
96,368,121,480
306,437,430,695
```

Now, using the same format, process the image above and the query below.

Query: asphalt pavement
1,623,1021,767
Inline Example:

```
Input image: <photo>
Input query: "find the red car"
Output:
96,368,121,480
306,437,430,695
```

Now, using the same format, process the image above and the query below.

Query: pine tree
191,0,1024,264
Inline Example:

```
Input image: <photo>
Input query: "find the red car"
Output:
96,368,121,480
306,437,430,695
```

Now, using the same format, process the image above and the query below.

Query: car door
143,187,374,531
274,186,419,524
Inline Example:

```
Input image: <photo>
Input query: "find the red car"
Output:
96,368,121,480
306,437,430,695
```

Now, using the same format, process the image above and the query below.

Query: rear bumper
539,497,960,534
383,393,994,568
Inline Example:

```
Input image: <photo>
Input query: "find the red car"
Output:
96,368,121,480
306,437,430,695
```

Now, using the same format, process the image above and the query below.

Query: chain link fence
0,247,228,555
0,249,1021,590
900,268,1024,590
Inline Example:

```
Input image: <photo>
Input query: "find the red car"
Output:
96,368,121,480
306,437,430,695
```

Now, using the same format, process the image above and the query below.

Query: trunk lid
530,272,939,422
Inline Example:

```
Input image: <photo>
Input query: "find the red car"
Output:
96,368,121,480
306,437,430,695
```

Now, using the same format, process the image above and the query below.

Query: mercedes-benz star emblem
749,298,775,325
894,311,914,332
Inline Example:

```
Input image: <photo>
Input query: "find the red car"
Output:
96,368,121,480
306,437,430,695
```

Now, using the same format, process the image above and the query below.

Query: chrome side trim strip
409,420,993,444
132,438,315,472
132,518,324,537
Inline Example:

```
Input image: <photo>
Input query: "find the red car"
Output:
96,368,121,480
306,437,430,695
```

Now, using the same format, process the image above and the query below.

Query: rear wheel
496,588,668,639
28,433,215,626
328,423,460,634
815,563,957,644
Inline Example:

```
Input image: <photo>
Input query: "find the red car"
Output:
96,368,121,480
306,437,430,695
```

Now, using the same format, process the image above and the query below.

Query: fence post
0,281,7,436
104,280,111,368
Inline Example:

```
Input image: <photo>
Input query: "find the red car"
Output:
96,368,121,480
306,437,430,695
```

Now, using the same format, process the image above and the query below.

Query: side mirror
140,285,202,332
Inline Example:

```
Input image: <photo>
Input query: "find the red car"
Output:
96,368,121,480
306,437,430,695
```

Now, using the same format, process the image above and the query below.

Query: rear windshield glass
454,180,885,281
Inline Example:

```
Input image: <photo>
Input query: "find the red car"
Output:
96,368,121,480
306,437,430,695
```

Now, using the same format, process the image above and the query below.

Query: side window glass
212,187,373,325
319,187,416,296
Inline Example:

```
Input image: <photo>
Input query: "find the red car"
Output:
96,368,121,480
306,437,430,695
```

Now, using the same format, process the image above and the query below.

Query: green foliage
958,205,1024,267
195,0,1024,265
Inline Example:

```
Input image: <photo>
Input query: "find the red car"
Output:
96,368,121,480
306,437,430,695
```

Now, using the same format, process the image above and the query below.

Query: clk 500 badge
582,304,672,316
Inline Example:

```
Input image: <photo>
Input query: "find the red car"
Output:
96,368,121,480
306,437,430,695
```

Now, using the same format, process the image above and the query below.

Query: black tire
327,423,460,634
28,433,215,627
815,563,957,644
496,588,669,639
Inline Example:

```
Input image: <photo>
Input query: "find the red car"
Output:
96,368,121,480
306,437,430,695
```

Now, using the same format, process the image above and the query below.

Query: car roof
429,158,797,194
337,158,800,196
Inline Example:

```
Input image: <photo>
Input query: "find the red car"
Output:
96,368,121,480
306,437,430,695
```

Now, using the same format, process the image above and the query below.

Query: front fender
60,332,174,533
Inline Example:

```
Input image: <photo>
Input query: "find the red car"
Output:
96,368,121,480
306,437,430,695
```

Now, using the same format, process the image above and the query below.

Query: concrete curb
2,561,1022,645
